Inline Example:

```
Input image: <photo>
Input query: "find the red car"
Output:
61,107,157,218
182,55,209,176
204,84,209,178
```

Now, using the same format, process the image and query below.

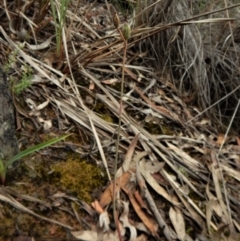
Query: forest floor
0,1,240,241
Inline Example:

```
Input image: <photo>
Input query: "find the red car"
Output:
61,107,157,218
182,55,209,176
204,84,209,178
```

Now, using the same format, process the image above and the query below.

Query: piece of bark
0,67,18,162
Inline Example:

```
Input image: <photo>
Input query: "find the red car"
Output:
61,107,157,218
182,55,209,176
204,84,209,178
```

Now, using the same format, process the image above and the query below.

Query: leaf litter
0,0,240,240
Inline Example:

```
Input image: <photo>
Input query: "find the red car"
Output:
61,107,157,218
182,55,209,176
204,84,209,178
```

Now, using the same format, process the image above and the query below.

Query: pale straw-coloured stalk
112,11,131,241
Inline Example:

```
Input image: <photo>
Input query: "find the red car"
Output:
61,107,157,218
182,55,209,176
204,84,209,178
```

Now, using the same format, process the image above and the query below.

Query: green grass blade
5,134,70,169
0,159,6,183
0,159,4,174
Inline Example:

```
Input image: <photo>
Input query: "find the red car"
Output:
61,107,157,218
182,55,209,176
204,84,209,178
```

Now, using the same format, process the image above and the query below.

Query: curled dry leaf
119,201,137,241
27,36,53,50
169,207,186,241
99,211,110,232
26,98,37,110
38,117,52,130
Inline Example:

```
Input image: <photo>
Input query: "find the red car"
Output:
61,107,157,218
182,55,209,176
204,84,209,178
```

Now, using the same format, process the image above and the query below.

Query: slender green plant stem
50,0,70,57
112,28,127,241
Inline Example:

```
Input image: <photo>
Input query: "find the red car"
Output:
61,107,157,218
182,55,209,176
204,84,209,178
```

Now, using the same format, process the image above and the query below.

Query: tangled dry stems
139,0,240,131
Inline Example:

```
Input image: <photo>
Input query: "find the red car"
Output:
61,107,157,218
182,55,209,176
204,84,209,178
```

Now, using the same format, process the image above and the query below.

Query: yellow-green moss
93,101,108,113
93,101,116,123
144,121,177,135
51,158,107,203
101,114,114,123
178,166,189,177
160,124,176,135
144,122,163,135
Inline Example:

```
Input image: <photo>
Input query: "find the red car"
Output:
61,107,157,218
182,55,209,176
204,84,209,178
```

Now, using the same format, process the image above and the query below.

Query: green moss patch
51,158,107,203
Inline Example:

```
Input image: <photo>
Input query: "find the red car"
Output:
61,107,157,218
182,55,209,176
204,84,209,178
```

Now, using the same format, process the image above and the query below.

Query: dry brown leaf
89,81,95,90
134,191,150,212
99,172,132,207
139,159,180,206
122,187,158,236
215,134,229,145
124,66,138,81
92,200,104,214
116,133,140,178
206,199,218,234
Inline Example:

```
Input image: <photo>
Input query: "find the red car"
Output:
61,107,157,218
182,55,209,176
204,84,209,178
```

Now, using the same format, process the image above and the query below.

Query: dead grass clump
136,0,240,131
